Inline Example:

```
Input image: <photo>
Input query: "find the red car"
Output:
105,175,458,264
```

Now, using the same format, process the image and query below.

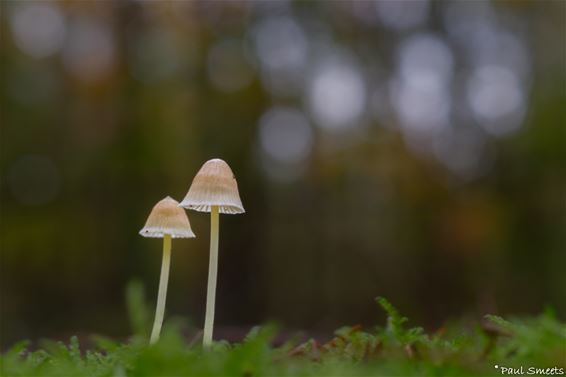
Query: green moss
2,297,564,377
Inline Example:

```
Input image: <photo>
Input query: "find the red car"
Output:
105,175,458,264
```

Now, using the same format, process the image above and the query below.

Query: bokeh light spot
308,57,366,131
392,34,453,134
10,2,66,59
467,65,525,136
251,16,308,96
375,0,429,31
259,107,313,165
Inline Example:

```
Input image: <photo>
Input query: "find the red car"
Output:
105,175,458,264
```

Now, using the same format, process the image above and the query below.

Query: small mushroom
179,159,244,347
140,196,195,344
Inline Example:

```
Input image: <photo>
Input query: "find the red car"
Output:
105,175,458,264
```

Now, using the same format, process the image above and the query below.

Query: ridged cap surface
179,159,245,214
140,196,196,238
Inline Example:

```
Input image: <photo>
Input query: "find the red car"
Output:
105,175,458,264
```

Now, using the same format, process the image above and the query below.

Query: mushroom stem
203,205,219,348
150,234,172,345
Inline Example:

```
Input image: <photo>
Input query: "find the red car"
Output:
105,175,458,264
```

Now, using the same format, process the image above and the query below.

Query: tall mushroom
140,196,195,345
179,159,244,347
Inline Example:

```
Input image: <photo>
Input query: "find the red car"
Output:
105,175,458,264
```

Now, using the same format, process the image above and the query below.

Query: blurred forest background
1,0,565,349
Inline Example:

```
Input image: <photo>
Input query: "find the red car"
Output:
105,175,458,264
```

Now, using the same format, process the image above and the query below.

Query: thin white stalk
203,205,219,348
150,234,172,345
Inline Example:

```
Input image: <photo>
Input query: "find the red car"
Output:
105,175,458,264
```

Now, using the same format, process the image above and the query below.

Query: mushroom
140,196,195,344
179,159,244,347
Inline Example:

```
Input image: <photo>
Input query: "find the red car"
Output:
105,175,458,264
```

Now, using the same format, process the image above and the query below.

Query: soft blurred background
1,0,565,349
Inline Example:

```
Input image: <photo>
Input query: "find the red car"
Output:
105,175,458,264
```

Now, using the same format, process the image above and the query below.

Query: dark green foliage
2,298,564,376
486,313,566,366
126,280,150,341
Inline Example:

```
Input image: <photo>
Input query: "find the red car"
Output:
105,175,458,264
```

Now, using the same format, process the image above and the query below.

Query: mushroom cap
140,196,196,238
179,158,245,214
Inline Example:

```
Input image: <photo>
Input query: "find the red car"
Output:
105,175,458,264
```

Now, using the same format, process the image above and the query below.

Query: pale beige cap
140,196,196,238
179,158,245,214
